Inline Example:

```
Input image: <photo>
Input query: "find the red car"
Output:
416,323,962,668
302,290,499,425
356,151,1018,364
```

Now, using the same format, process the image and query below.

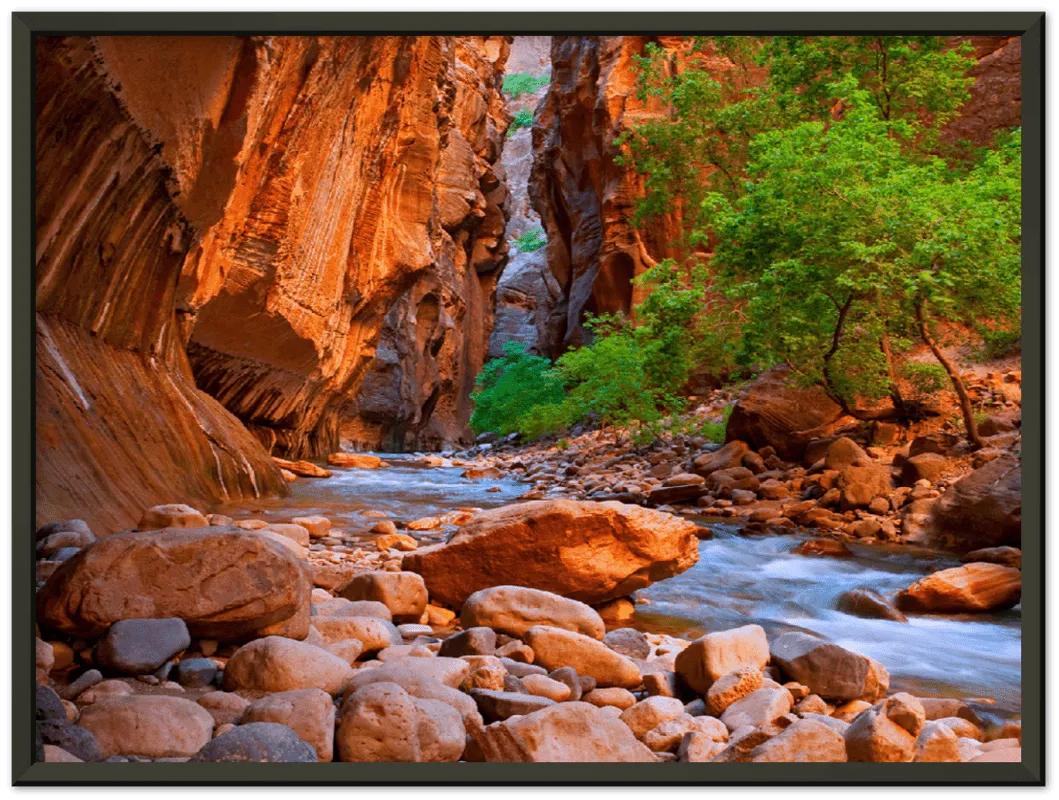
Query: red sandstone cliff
36,35,510,529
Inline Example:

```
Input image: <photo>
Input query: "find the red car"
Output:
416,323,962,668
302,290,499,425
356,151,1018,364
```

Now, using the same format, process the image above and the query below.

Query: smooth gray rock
604,628,651,660
95,618,190,675
36,685,66,722
39,721,102,762
176,658,218,688
189,722,317,763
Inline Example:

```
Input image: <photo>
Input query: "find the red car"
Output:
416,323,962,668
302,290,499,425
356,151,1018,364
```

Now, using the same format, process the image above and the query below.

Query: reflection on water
216,455,1021,720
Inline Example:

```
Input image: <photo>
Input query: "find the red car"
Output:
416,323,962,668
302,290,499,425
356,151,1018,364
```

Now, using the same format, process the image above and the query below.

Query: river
214,454,1021,724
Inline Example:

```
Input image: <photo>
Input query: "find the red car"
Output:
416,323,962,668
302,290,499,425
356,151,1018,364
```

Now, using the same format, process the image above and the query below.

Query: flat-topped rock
403,499,699,606
897,563,1022,612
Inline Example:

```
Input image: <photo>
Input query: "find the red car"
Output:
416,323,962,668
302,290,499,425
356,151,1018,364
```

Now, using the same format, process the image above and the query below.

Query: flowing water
215,454,1021,722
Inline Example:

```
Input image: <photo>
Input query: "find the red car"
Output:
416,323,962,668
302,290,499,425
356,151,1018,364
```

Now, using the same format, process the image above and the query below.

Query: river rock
78,695,214,759
604,628,651,659
836,588,908,622
328,452,382,469
524,626,642,689
619,696,686,740
844,704,915,762
520,674,571,702
38,720,102,762
336,682,464,762
644,714,728,753
94,618,191,675
37,527,311,640
692,441,750,477
928,453,1021,552
314,598,392,621
345,662,479,726
896,563,1021,612
470,689,556,721
274,458,331,478
962,546,1021,569
748,718,847,762
310,616,400,652
36,685,67,723
44,745,83,762
196,692,249,726
402,500,699,606
344,656,472,692
242,689,335,762
472,701,657,762
439,627,497,658
770,632,888,702
582,687,637,710
176,657,219,688
901,453,949,485
674,624,769,693
719,687,793,731
222,636,355,696
677,732,727,762
191,722,318,762
338,571,427,621
137,504,208,530
291,515,331,538
705,667,765,716
460,585,606,639
725,367,845,461
37,519,93,540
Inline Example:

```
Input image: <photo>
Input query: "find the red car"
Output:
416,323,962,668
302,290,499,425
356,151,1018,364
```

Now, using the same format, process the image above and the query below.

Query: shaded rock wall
35,34,510,530
35,36,288,532
530,36,1024,358
489,36,562,359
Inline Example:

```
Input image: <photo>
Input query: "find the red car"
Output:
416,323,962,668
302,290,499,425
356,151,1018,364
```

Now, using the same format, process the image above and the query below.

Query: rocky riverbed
34,437,1021,764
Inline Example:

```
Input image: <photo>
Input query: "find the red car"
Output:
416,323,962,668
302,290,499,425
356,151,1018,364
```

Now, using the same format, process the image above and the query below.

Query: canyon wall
529,36,1023,358
36,35,510,530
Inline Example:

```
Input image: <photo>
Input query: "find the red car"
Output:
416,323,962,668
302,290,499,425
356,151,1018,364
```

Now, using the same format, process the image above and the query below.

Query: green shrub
469,341,564,436
507,108,535,137
697,405,734,444
503,72,550,99
903,362,948,396
513,228,546,253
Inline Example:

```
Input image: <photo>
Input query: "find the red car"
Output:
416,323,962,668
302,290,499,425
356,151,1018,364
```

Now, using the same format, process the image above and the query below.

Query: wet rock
327,453,382,469
191,722,318,763
78,696,213,759
836,589,908,622
242,689,335,762
223,636,355,696
962,546,1021,569
460,585,605,639
674,624,769,694
525,626,641,689
403,499,699,606
37,527,311,640
896,563,1021,612
791,539,853,558
471,701,656,762
94,618,191,676
770,632,888,702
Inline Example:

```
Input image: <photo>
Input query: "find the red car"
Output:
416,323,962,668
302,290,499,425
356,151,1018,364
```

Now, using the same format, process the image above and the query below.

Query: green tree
469,341,564,436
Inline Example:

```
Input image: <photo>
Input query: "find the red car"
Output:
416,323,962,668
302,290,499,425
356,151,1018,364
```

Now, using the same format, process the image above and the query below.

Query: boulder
896,563,1021,612
343,657,472,693
928,453,1021,552
273,457,332,478
719,687,793,731
725,367,845,461
222,636,355,696
327,452,382,469
242,689,336,762
619,696,686,740
78,696,214,759
643,714,728,753
603,628,651,660
961,546,1021,570
176,658,219,688
439,627,497,658
338,571,427,621
470,689,556,721
524,626,642,689
190,722,318,762
705,667,764,716
692,441,750,477
674,625,769,694
770,632,888,702
844,705,915,762
137,504,208,530
748,718,847,762
94,618,190,675
37,527,311,640
291,516,331,538
196,692,250,727
404,500,699,606
471,702,657,762
460,585,605,639
38,721,102,762
37,519,93,541
336,682,464,762
520,674,572,702
901,453,949,485
836,589,908,622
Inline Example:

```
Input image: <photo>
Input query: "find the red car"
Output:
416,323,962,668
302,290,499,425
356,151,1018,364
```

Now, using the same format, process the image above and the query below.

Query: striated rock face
179,36,511,455
943,36,1022,149
530,36,693,355
488,36,562,359
36,35,511,527
35,36,287,532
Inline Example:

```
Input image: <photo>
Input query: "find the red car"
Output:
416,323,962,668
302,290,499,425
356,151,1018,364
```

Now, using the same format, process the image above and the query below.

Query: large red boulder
927,453,1021,553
